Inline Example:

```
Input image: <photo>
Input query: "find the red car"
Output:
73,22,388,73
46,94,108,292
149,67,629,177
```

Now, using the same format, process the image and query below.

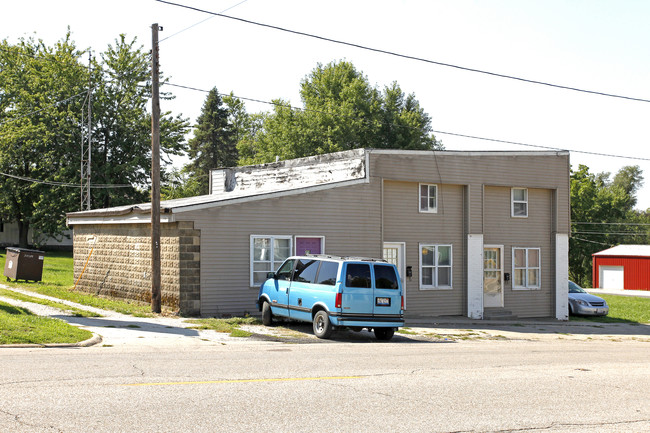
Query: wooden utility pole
151,23,162,313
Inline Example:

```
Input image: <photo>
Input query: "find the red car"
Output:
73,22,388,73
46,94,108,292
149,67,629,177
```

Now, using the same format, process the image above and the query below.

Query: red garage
592,245,650,291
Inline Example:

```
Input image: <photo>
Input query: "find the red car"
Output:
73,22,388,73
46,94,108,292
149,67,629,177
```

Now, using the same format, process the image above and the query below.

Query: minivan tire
261,301,273,326
374,327,395,341
313,310,333,339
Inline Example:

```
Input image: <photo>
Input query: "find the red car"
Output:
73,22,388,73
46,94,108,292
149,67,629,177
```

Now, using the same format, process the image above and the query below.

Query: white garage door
599,266,624,289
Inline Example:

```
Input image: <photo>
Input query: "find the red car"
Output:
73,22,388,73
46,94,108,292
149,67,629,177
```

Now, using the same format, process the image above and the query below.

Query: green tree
0,33,188,246
185,87,237,195
0,34,86,247
570,164,646,286
91,35,188,209
243,61,442,164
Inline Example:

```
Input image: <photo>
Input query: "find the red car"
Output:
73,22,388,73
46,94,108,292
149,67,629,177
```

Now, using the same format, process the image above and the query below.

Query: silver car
569,281,609,316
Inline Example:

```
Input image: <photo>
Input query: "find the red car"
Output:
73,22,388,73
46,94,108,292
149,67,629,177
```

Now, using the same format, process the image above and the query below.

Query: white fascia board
67,213,175,226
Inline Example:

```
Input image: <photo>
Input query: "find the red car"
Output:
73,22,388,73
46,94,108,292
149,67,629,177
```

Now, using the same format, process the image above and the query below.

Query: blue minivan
257,255,404,340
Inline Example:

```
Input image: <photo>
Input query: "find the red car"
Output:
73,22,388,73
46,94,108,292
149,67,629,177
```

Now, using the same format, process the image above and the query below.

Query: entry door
383,242,406,308
483,246,504,308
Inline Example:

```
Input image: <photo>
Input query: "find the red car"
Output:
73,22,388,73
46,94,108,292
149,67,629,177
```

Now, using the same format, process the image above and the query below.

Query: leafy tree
185,87,237,195
0,33,188,246
570,164,647,286
242,61,442,164
91,35,188,209
0,34,86,247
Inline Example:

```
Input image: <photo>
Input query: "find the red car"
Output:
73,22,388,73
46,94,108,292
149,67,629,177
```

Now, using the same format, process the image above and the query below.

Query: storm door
483,246,504,308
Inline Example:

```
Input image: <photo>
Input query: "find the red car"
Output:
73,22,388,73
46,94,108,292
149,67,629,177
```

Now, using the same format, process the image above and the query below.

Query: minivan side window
316,261,339,286
276,259,295,281
374,264,399,289
346,263,371,288
293,259,320,284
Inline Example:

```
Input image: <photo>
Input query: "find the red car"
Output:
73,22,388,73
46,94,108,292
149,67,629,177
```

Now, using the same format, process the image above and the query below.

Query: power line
156,0,650,104
573,231,649,237
159,0,249,43
0,91,87,126
165,81,650,163
573,222,650,226
571,237,613,247
0,171,132,189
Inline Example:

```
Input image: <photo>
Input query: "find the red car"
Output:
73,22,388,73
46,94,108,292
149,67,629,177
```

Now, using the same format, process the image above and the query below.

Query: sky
2,0,649,210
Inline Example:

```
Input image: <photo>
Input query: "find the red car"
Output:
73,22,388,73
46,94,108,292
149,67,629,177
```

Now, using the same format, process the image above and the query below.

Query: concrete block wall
72,221,201,315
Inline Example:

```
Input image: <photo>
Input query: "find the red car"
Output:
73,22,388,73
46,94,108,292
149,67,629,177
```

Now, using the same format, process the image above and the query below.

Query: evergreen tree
186,88,237,195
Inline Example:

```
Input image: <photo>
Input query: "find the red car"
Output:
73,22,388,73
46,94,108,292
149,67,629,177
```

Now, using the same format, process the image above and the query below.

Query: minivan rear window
316,261,339,286
346,263,371,288
293,259,320,284
374,264,399,289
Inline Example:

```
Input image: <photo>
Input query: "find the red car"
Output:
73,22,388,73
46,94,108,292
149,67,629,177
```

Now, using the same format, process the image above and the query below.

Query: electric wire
159,0,249,43
165,82,650,163
0,171,132,188
155,0,650,104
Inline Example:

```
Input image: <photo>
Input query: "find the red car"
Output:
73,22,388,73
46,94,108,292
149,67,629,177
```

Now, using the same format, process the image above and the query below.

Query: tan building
66,148,570,320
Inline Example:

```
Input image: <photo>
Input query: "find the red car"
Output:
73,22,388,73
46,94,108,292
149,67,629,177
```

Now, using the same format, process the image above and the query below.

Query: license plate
376,297,391,306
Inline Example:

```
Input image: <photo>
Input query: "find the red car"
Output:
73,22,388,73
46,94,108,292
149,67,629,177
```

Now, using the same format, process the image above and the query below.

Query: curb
0,333,103,349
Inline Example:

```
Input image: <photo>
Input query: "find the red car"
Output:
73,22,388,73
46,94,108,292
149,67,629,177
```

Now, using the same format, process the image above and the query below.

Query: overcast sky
3,0,649,210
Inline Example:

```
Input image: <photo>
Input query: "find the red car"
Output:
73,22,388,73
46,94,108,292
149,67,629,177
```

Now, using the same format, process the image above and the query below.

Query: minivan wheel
261,301,273,326
313,310,333,339
374,327,395,341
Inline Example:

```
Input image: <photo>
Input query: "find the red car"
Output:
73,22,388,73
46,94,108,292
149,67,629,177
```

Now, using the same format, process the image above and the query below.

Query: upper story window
419,183,438,213
511,188,528,218
512,247,540,289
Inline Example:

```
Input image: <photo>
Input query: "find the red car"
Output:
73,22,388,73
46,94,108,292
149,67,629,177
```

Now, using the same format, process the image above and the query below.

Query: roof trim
368,149,570,157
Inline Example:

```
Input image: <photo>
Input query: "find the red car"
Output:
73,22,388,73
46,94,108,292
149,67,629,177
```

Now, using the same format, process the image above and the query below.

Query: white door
600,266,624,289
483,246,504,308
383,242,406,307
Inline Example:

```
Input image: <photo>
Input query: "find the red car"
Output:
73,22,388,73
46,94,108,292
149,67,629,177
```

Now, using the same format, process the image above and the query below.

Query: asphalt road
2,338,649,432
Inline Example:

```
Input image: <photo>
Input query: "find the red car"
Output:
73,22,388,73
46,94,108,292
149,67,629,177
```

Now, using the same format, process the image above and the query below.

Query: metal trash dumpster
3,247,46,282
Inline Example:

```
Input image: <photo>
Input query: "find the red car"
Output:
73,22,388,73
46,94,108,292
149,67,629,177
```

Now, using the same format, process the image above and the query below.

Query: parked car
568,281,609,316
257,255,404,340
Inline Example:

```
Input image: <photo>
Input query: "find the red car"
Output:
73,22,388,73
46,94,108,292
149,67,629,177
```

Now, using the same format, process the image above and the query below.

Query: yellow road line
122,375,362,387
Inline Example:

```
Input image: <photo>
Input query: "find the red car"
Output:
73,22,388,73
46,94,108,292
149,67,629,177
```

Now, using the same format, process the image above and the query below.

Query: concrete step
483,308,518,320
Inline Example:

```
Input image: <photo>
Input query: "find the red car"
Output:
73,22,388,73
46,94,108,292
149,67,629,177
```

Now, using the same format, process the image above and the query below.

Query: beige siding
383,180,465,316
484,186,554,317
369,151,570,235
176,180,382,316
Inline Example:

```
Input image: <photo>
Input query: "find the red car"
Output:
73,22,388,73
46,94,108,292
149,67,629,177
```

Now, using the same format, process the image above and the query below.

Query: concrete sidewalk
2,285,649,347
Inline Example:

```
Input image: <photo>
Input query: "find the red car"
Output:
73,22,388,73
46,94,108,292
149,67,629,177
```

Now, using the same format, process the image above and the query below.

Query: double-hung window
419,184,438,213
419,244,452,289
512,247,540,289
250,235,292,286
511,188,528,217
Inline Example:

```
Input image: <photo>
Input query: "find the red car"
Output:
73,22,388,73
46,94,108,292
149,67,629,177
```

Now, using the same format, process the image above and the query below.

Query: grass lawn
0,301,92,345
0,251,156,317
570,294,650,324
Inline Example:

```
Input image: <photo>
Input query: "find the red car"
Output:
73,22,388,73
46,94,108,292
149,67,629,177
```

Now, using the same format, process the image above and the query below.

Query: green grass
0,301,93,345
570,294,650,324
0,252,155,317
186,316,261,337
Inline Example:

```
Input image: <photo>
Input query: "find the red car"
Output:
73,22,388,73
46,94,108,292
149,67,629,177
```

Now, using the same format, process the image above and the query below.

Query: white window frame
294,236,325,256
419,243,453,290
511,187,528,218
250,235,293,287
512,247,541,290
419,183,438,213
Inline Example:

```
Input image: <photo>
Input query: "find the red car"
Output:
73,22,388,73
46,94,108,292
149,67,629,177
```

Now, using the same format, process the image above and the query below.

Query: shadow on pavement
53,315,201,337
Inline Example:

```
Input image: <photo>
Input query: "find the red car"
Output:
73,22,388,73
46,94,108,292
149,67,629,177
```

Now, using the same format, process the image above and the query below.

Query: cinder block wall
72,221,201,315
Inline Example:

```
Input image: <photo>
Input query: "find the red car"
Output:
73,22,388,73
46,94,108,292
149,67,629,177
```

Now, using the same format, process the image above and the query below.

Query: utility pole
151,23,162,313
